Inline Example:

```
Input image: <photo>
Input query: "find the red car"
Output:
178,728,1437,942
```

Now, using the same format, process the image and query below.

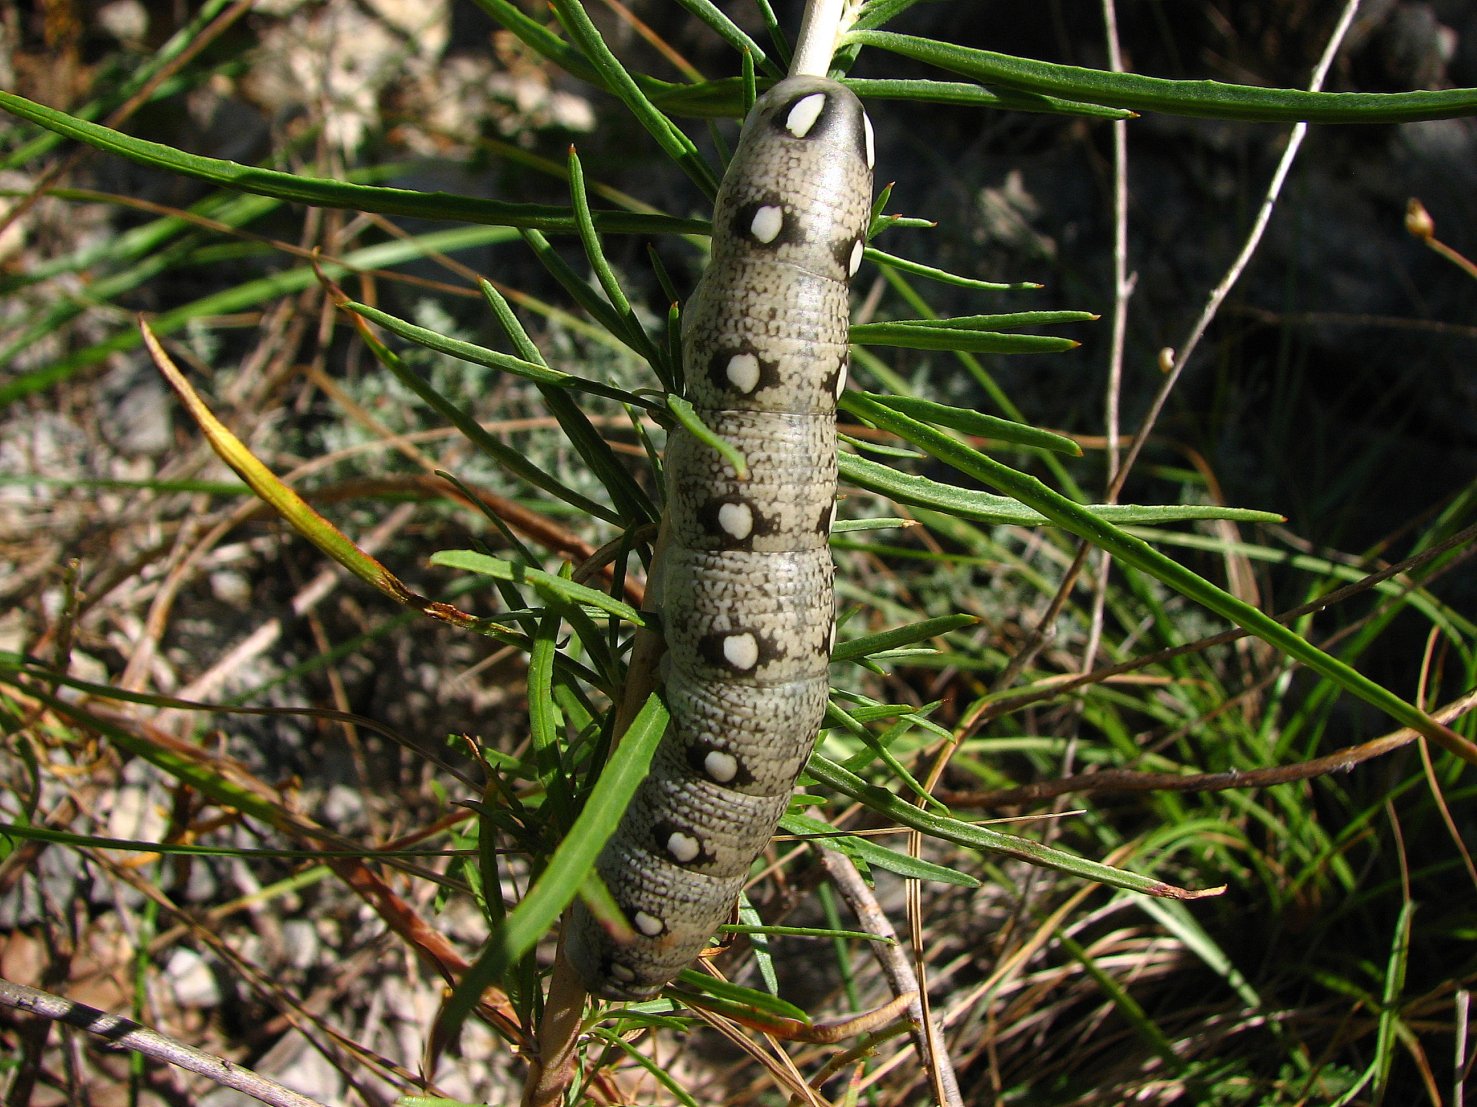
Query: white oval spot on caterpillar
609,961,637,983
722,632,759,671
863,112,876,169
848,238,865,276
750,205,784,244
717,501,754,540
785,93,827,138
633,910,664,937
704,749,739,783
666,830,702,863
827,500,838,532
833,357,849,400
826,620,837,656
725,352,761,393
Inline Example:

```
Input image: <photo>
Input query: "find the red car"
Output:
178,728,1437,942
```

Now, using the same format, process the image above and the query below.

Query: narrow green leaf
838,450,1284,527
672,0,779,78
824,702,938,806
866,311,1097,331
470,266,659,526
855,391,1081,455
351,309,620,526
865,247,1042,290
852,31,1477,123
442,692,669,1031
780,812,979,887
831,517,912,534
806,754,1219,898
0,90,699,235
566,147,666,374
719,922,891,943
832,613,978,664
671,971,812,1022
846,76,1135,119
844,391,1465,754
465,0,594,85
736,896,780,995
528,608,575,834
547,0,719,197
348,300,649,404
431,551,644,625
850,322,1078,354
589,1028,703,1106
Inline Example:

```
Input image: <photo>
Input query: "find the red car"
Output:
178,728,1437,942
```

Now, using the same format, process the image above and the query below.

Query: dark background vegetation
1,1,1473,1104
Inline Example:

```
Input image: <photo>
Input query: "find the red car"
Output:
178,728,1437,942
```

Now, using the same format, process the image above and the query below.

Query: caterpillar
565,74,875,1001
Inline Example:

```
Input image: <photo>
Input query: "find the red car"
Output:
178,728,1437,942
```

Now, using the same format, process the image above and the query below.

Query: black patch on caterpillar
685,741,756,788
622,901,668,937
733,194,801,249
652,820,717,867
697,496,771,550
831,233,865,278
601,955,639,987
768,89,840,144
707,346,781,397
815,502,833,536
697,628,778,672
822,352,847,401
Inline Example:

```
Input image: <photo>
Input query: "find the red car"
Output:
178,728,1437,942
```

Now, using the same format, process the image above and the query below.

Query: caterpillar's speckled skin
566,75,874,1000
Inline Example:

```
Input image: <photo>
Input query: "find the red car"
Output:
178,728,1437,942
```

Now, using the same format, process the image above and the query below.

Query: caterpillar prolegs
565,75,875,1000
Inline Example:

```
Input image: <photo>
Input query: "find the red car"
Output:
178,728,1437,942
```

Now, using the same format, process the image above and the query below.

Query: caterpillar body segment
567,75,874,1000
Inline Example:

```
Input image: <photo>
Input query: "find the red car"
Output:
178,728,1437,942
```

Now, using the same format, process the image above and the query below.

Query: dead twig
0,979,330,1107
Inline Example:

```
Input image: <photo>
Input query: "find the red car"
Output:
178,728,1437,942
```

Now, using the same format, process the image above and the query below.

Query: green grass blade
1053,927,1184,1072
848,76,1134,119
441,691,669,1031
547,0,719,197
804,755,1221,898
0,224,524,408
1373,901,1415,1100
430,551,644,626
0,90,699,235
843,391,1468,755
672,0,780,78
780,812,979,887
566,148,668,376
832,613,978,664
837,451,1283,528
854,392,1081,455
850,323,1079,354
852,31,1477,122
863,246,1042,290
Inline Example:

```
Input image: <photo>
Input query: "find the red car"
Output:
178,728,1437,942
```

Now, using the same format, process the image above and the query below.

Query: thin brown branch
979,521,1477,729
0,979,330,1107
819,850,963,1107
939,688,1477,809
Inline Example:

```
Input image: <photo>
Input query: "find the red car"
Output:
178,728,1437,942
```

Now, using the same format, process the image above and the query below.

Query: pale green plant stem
791,0,859,78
